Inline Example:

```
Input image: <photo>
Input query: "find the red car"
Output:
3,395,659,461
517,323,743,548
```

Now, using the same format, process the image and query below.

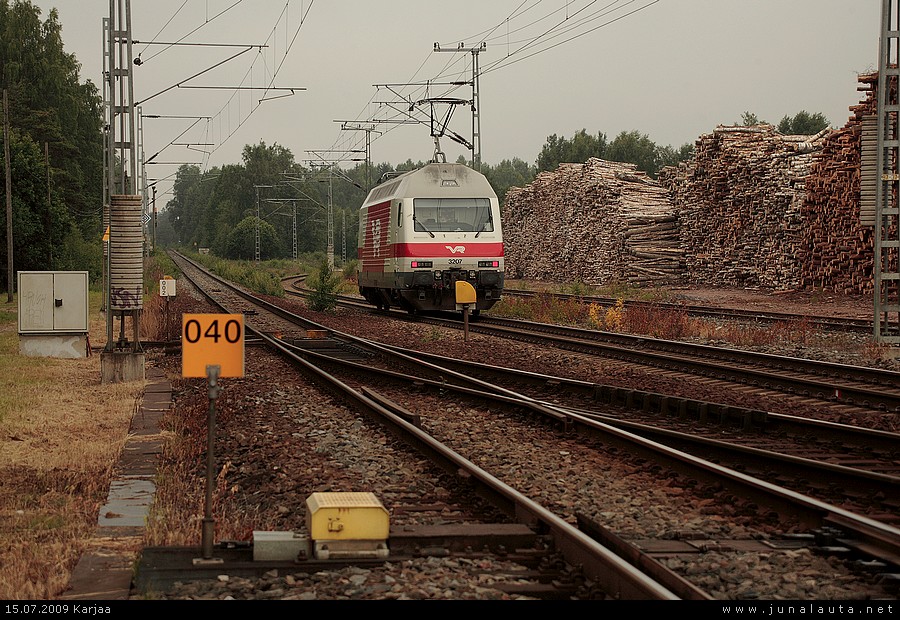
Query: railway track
137,251,900,599
327,339,900,519
427,314,900,415
280,273,900,509
282,278,900,426
160,252,687,599
283,274,900,492
500,288,874,334
281,276,874,334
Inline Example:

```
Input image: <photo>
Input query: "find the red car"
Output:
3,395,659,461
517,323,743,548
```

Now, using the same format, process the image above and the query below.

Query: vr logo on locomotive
446,246,466,254
370,219,382,257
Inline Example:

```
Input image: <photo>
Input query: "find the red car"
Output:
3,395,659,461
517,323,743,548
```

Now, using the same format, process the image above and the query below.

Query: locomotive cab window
413,198,493,233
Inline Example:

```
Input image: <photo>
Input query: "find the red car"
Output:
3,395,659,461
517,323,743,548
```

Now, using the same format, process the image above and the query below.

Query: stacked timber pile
659,124,827,290
796,72,876,294
503,158,682,286
503,73,878,293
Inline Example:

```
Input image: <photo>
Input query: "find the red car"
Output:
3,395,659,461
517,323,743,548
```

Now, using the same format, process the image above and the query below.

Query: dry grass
495,294,886,362
139,291,262,549
141,380,210,548
0,291,145,600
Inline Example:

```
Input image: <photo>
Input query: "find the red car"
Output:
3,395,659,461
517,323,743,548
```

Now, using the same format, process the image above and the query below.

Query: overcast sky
30,0,880,198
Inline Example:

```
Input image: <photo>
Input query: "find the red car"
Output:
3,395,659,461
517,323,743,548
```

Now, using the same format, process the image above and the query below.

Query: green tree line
0,0,835,281
0,0,104,292
155,129,697,266
737,110,831,134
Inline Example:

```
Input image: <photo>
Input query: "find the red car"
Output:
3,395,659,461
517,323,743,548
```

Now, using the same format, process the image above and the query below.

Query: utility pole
263,198,299,261
291,201,297,261
137,105,148,256
256,186,262,263
105,0,137,197
45,142,52,266
307,153,365,269
152,184,157,250
327,172,334,269
101,16,109,313
337,121,380,193
3,89,12,303
254,185,275,263
307,163,335,270
873,0,900,344
434,42,486,170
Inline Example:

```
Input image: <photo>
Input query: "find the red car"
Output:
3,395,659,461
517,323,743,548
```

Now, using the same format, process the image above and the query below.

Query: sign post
182,314,245,564
200,363,221,564
455,281,477,342
159,277,176,340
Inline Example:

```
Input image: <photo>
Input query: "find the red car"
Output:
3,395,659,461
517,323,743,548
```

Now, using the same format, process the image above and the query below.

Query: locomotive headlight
478,260,499,268
411,260,432,268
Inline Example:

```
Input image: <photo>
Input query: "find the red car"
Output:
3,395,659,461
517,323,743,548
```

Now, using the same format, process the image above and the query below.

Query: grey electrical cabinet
18,271,90,358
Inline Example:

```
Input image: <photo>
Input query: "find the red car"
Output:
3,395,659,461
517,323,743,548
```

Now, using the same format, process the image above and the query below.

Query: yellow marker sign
455,281,477,305
102,226,109,242
182,314,245,378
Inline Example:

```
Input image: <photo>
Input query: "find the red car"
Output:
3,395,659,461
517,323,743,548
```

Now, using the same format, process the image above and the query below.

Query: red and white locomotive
357,161,504,313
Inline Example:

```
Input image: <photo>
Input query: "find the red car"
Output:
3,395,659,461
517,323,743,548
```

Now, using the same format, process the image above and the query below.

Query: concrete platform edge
58,366,169,601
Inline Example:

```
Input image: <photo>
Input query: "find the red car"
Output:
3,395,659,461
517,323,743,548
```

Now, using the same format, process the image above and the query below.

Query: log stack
659,124,826,290
796,72,876,294
503,158,683,286
503,72,880,293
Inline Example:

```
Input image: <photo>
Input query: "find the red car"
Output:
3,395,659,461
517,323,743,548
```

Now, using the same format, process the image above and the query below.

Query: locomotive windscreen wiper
474,215,493,238
413,215,435,237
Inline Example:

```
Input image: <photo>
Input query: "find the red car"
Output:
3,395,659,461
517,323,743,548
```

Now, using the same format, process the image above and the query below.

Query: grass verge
0,290,145,600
